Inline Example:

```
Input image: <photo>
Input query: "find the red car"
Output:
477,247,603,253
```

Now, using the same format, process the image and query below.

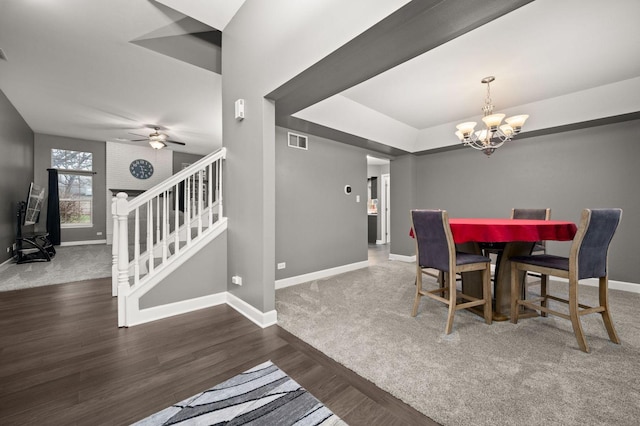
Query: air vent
288,132,308,150
0,48,7,61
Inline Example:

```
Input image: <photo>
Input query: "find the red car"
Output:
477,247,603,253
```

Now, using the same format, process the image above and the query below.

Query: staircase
111,148,227,327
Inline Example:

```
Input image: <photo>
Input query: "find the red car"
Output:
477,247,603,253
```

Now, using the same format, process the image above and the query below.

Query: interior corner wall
412,119,640,284
389,154,417,257
33,134,106,243
222,5,278,314
0,89,34,263
221,0,417,313
275,126,368,281
139,231,227,308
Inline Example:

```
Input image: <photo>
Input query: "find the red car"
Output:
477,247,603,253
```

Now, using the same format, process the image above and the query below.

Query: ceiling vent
288,132,308,150
0,48,7,61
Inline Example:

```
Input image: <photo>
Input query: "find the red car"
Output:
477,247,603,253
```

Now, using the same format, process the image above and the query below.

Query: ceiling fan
129,126,186,150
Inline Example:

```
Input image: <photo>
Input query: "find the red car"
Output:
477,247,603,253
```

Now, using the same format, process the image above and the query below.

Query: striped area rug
132,361,347,425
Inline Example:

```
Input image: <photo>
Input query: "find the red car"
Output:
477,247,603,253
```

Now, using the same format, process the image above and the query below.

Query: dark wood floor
0,278,437,425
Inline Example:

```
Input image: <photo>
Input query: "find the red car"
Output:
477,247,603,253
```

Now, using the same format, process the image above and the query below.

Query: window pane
58,173,92,224
52,149,93,171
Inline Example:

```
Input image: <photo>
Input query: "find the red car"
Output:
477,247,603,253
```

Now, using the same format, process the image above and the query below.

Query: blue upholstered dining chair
510,208,623,353
410,210,492,334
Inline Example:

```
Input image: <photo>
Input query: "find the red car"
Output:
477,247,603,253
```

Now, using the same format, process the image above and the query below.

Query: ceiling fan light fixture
149,132,167,142
149,140,166,150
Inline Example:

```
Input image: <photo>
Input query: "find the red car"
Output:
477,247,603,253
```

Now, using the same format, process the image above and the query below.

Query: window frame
51,149,95,228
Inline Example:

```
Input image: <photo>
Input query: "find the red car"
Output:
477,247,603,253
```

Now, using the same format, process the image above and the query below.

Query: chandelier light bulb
475,129,488,141
499,124,514,138
455,122,477,139
482,113,506,130
505,115,529,133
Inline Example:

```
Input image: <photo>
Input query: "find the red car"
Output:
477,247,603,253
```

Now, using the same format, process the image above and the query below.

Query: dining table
411,218,578,321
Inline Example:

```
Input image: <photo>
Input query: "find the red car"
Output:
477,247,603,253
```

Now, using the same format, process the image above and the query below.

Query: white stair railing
111,148,226,326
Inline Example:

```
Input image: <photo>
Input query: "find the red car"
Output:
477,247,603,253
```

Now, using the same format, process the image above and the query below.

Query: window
288,132,308,150
52,149,93,227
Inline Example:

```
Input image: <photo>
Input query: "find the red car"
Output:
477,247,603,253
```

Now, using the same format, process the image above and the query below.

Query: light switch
356,195,360,202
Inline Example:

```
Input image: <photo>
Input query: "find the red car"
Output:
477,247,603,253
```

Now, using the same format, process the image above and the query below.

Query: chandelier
455,76,528,156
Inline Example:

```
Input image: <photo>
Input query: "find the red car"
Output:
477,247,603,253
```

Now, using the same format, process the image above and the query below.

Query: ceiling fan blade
130,139,148,142
165,139,186,146
129,132,148,137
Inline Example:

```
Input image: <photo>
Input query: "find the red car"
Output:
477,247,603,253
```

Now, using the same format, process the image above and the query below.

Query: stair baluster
112,148,226,327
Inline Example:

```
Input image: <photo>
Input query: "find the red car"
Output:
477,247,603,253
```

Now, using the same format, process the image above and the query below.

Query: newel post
111,196,118,297
115,192,130,327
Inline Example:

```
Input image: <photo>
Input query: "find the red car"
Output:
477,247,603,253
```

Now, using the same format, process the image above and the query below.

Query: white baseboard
125,291,278,328
603,279,640,293
60,240,107,246
226,292,278,328
549,277,640,294
389,253,415,263
274,260,369,290
0,256,15,267
130,292,227,326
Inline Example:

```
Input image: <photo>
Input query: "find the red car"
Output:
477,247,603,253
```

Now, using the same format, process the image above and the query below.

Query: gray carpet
276,260,640,426
132,360,346,425
0,244,112,292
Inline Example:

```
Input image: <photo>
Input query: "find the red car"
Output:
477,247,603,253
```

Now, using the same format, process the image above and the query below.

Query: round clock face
129,159,154,179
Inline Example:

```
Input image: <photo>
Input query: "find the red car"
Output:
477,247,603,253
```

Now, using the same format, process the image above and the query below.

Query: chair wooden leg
510,265,520,324
411,267,422,317
540,274,548,317
569,277,589,353
598,276,621,344
483,265,492,325
438,270,445,297
444,272,456,334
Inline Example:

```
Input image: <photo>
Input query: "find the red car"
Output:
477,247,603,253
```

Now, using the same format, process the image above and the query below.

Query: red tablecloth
410,218,577,244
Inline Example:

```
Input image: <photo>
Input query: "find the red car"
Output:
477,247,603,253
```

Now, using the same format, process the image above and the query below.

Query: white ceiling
294,0,640,153
0,0,244,155
1,0,639,156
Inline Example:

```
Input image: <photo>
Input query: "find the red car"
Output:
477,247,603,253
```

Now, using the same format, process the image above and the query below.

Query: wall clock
129,159,154,179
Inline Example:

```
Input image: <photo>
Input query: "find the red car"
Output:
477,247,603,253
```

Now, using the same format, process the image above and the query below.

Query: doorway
367,156,390,264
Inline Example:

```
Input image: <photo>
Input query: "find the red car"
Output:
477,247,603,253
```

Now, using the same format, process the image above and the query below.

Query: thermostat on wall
344,185,352,195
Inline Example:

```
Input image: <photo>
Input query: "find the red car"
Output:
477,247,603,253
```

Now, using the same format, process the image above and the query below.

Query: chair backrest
511,208,551,220
410,210,455,272
570,209,623,279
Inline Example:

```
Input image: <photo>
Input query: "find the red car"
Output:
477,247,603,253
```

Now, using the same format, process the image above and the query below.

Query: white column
115,193,130,327
111,196,118,297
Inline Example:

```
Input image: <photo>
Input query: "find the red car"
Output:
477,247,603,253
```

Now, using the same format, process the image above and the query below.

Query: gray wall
34,134,107,243
389,154,417,257
390,119,640,284
222,6,277,313
140,231,227,308
173,151,204,173
275,126,368,280
0,89,34,263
